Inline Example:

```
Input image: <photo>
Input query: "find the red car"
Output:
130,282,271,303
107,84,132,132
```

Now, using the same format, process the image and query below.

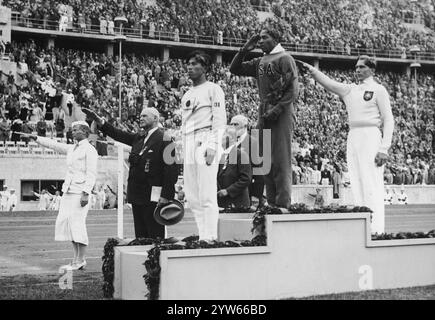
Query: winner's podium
113,212,435,300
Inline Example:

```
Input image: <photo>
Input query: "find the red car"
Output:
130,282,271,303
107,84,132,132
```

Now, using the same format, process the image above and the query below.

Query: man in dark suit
217,127,252,210
230,115,265,208
83,107,178,239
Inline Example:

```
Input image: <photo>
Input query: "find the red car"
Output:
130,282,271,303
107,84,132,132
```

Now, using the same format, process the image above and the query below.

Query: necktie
139,131,149,156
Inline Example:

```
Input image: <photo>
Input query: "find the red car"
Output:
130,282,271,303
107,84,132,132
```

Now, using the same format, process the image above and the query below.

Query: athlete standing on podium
181,51,227,242
297,56,394,234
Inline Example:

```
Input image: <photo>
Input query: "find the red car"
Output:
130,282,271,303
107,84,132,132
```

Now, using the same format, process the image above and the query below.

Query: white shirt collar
362,76,375,85
75,139,88,146
268,43,285,55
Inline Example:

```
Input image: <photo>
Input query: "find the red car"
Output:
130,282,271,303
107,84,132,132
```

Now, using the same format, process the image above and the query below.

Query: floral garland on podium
102,204,435,299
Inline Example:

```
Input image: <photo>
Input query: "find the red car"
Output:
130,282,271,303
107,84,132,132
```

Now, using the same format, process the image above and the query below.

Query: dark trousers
249,175,265,205
132,203,164,239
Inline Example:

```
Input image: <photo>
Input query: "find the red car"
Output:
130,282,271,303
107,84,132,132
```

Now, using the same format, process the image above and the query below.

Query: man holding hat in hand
24,120,98,271
82,107,178,240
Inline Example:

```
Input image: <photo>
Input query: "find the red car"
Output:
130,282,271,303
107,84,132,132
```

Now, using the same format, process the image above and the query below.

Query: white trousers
183,131,220,241
347,127,385,234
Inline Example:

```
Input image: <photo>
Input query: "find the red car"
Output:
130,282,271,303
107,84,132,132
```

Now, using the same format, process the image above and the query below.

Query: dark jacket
101,123,178,205
217,146,252,209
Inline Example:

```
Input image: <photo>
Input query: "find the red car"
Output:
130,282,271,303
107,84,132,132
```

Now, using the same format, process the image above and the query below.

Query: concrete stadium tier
0,156,120,211
2,155,435,211
113,213,435,300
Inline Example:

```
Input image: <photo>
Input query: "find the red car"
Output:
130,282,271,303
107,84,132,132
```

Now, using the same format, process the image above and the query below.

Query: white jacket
36,137,98,194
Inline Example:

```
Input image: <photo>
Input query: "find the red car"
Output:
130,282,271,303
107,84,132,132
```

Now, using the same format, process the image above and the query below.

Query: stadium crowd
3,0,435,56
266,0,435,54
1,39,434,187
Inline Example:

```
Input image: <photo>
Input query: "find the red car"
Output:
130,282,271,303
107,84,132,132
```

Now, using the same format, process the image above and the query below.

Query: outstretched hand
17,132,38,141
295,59,312,74
82,107,104,126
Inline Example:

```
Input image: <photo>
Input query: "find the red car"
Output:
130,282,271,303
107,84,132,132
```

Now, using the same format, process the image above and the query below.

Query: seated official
230,115,265,208
217,127,252,211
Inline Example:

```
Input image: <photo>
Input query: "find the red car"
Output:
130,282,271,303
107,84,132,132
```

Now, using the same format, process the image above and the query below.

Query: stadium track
0,205,434,276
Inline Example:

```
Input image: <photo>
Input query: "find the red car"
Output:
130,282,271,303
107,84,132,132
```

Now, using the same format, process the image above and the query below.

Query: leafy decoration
103,205,432,300
101,238,120,298
372,230,435,240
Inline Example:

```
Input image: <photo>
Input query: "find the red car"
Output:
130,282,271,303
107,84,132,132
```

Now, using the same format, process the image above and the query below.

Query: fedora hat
153,199,184,226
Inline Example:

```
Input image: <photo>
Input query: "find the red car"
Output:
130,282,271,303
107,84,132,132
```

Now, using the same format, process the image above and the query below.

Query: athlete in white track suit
182,51,227,241
299,56,394,234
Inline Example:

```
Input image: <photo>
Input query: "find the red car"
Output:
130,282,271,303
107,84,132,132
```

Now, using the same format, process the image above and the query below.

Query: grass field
1,205,435,300
0,272,105,300
1,272,434,300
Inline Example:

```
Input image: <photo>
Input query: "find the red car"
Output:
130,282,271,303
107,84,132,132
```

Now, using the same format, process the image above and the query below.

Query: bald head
222,126,237,149
230,115,248,137
140,107,160,130
141,107,160,119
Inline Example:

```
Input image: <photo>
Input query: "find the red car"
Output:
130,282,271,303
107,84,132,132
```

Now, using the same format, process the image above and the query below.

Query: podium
113,212,435,299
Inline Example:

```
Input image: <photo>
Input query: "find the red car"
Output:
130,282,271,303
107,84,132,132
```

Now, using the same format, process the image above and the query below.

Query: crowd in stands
266,0,435,54
0,39,434,186
3,0,435,57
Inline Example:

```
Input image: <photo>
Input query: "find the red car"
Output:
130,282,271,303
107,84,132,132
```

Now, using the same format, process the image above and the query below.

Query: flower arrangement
102,204,434,300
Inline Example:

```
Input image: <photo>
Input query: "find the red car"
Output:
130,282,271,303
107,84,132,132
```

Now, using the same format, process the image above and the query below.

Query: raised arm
36,136,70,154
230,35,261,77
296,60,351,98
82,107,136,146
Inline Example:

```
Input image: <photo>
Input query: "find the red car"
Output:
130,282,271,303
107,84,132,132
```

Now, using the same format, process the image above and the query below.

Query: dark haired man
181,50,227,241
230,27,299,209
297,55,394,234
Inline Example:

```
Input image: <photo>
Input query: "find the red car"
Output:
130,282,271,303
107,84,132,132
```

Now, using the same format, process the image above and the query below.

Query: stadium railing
10,13,435,62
